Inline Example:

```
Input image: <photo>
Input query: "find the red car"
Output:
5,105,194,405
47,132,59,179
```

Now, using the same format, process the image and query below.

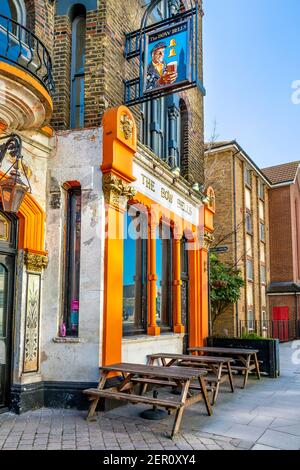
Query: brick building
0,0,214,413
262,161,300,341
205,141,271,337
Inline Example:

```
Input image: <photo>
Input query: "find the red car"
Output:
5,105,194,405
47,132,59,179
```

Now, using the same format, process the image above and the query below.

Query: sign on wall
143,21,190,95
124,1,205,106
132,162,200,226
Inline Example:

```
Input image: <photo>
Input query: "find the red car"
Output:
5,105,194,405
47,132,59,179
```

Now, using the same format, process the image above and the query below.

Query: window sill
52,337,86,344
122,332,185,343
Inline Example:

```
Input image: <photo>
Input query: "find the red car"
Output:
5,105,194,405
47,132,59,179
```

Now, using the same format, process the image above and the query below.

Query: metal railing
239,320,300,341
0,14,54,95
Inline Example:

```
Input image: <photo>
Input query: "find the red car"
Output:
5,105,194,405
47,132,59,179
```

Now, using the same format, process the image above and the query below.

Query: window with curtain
123,206,148,336
63,185,82,337
156,222,173,330
70,10,86,129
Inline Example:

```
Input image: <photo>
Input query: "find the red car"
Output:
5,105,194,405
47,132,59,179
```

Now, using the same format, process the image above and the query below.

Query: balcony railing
0,14,54,95
239,320,300,342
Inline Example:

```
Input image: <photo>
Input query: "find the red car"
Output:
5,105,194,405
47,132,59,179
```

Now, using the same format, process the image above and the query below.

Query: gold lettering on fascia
161,188,174,204
177,198,193,216
142,174,156,192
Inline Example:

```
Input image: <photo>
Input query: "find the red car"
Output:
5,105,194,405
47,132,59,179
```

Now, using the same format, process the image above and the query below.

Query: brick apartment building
0,0,215,413
205,141,271,337
262,161,300,341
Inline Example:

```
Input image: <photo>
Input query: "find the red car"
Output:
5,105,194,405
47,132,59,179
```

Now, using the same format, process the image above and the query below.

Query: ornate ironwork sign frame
124,0,205,106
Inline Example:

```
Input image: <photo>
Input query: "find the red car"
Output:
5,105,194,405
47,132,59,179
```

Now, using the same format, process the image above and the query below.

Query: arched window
70,5,86,129
140,1,183,171
1,0,26,25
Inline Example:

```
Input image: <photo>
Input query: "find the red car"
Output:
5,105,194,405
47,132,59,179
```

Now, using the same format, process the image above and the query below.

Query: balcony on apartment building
0,14,54,131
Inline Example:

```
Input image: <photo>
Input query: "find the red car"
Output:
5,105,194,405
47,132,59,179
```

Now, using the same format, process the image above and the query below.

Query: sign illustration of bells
168,38,177,58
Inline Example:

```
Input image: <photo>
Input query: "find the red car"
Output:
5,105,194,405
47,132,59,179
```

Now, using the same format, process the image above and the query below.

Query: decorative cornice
24,251,49,273
102,173,137,210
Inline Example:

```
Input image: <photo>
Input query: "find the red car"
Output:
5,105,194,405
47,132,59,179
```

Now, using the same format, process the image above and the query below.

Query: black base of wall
9,377,124,415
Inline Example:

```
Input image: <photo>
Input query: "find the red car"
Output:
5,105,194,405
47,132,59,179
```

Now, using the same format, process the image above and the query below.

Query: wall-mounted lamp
0,134,31,213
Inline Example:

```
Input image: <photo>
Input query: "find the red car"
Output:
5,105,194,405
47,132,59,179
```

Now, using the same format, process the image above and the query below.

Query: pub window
63,184,82,337
70,5,86,129
156,222,173,330
123,206,148,336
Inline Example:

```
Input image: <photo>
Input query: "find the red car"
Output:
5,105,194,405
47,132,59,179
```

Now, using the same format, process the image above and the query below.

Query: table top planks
100,363,207,380
188,347,259,355
148,353,234,364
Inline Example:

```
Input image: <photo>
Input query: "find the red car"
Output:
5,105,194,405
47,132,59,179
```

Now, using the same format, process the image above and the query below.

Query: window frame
156,220,173,332
244,167,252,188
260,222,265,243
122,206,148,337
246,211,253,235
63,184,82,337
247,258,254,282
70,13,86,129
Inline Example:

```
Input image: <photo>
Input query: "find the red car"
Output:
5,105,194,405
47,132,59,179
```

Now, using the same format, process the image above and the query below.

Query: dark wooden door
0,254,15,410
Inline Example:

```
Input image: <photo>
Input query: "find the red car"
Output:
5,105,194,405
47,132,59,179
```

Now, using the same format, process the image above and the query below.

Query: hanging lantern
0,134,31,213
0,167,29,213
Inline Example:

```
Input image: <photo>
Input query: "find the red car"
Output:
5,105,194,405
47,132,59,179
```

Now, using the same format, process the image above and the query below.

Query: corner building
0,0,214,413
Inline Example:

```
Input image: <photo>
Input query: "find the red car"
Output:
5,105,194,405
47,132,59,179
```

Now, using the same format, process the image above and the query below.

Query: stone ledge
52,337,86,344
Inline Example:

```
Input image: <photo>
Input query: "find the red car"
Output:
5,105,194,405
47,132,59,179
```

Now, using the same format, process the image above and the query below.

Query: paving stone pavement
0,342,299,451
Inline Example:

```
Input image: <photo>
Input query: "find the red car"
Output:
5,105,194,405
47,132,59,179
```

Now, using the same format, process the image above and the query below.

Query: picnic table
147,353,235,405
83,362,212,438
188,347,261,388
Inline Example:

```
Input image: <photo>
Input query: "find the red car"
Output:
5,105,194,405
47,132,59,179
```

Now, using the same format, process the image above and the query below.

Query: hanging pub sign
124,0,205,106
143,21,191,95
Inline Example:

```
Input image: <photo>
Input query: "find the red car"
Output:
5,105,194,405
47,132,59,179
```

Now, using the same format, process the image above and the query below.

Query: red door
272,307,289,341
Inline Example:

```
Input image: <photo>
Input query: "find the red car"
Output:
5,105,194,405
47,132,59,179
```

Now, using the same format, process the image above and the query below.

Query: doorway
0,211,17,412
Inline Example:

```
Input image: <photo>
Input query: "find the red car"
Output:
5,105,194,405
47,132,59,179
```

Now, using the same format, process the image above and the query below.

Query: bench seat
83,388,181,409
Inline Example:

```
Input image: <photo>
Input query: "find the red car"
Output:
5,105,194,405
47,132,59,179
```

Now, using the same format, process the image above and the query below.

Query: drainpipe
233,151,239,337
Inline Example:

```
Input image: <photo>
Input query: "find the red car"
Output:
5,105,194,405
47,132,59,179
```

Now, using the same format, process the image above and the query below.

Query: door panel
0,255,15,410
272,307,289,342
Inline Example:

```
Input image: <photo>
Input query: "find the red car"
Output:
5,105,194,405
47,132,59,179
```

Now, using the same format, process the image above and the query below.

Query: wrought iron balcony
0,14,54,95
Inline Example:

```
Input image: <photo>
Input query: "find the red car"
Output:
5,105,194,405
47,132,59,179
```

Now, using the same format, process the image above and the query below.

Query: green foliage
241,332,269,340
210,253,245,326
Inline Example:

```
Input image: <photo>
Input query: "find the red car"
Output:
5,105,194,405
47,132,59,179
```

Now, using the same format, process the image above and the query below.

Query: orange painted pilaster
101,106,137,366
102,205,125,366
148,223,160,336
188,240,200,348
200,246,209,344
173,239,184,334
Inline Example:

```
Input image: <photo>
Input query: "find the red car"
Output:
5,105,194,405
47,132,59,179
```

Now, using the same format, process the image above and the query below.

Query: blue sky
203,0,300,168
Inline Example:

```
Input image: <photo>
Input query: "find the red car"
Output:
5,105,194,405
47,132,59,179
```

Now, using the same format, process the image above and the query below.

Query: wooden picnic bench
147,353,235,405
83,362,212,438
188,347,261,389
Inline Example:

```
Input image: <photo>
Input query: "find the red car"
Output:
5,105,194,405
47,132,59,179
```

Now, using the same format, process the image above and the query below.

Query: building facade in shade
205,141,271,338
0,0,215,413
262,161,300,341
